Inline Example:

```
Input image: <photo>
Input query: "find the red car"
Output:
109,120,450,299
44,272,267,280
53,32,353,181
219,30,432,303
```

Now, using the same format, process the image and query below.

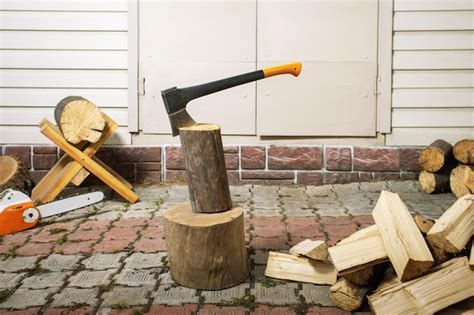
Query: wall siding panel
0,4,130,144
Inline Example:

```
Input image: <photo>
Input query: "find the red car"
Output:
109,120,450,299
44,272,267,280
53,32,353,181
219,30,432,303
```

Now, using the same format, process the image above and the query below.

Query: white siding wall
387,0,474,146
0,0,131,144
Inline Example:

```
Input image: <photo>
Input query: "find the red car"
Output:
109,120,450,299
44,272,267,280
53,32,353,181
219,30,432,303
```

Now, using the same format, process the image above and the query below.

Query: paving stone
114,269,156,287
43,306,94,315
82,253,126,270
283,209,316,217
252,283,299,305
124,253,165,269
306,185,334,197
153,286,199,305
198,305,247,315
68,269,116,288
148,304,198,315
0,256,39,272
89,211,122,221
253,186,279,196
300,284,333,307
93,239,131,253
121,210,153,219
279,187,305,197
201,283,249,304
316,210,348,217
101,286,150,307
386,180,418,193
253,210,282,217
252,305,298,315
157,271,175,286
40,254,82,271
0,273,25,289
343,207,372,216
332,183,360,195
359,181,388,192
0,288,57,309
51,288,99,307
252,265,266,281
20,272,70,289
251,250,268,265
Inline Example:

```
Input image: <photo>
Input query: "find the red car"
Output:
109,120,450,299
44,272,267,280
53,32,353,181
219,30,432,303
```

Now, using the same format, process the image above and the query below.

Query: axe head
161,87,197,137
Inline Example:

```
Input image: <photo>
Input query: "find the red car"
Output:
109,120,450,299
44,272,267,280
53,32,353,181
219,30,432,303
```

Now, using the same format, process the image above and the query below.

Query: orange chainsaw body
0,201,40,236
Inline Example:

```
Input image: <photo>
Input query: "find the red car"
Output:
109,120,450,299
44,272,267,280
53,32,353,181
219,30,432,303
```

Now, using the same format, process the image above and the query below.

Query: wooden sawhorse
31,115,138,205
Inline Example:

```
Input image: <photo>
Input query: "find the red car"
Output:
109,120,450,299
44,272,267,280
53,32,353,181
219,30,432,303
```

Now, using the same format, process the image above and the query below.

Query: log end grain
419,139,453,173
450,165,474,198
0,156,32,192
453,139,474,164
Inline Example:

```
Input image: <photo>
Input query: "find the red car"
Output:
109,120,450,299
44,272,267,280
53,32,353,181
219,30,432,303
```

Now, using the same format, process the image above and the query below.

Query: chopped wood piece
0,155,32,193
450,165,474,198
337,224,379,245
368,257,474,314
330,278,369,311
419,139,453,172
453,139,474,164
265,251,337,285
374,268,400,293
289,239,328,261
372,191,433,281
470,241,474,270
179,123,232,213
54,96,105,144
415,215,435,234
164,202,249,289
438,297,474,315
342,266,374,286
427,194,473,253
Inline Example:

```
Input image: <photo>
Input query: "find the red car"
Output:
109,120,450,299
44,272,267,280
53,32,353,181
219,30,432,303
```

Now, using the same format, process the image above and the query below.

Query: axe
161,62,302,136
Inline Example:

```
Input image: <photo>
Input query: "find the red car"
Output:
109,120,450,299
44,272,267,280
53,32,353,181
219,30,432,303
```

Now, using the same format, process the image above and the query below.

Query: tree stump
450,165,474,198
0,155,32,193
179,123,232,213
164,202,250,289
54,96,105,144
419,139,453,172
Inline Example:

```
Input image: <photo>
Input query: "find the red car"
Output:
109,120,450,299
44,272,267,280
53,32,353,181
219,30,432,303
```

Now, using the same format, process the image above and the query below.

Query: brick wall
0,145,421,186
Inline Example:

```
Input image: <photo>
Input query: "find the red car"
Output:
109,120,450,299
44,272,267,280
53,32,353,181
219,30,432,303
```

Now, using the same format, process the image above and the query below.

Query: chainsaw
0,189,104,236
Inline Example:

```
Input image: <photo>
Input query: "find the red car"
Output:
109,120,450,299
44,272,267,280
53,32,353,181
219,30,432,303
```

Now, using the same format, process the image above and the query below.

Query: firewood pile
265,191,474,314
419,139,474,197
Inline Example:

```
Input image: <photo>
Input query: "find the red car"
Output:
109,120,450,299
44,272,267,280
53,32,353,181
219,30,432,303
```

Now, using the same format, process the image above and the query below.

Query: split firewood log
419,139,454,172
54,96,105,144
0,155,32,193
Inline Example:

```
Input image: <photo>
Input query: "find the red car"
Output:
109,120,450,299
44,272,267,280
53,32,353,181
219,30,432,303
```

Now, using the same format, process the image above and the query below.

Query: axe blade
168,108,197,137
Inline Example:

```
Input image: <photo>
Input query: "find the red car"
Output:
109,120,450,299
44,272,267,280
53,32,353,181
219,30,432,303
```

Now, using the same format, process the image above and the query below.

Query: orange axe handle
263,62,302,78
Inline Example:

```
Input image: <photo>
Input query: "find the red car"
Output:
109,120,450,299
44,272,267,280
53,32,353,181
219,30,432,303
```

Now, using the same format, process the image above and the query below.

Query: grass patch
153,198,164,209
0,289,13,302
56,234,68,245
49,227,67,235
260,277,277,288
110,301,128,310
221,295,257,311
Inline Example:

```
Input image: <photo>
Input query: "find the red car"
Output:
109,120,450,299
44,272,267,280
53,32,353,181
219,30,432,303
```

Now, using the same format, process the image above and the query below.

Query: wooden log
342,266,374,286
427,194,474,253
328,225,388,275
368,257,474,314
0,156,32,193
289,239,328,261
264,251,337,285
450,165,474,198
415,215,453,265
179,124,232,213
164,202,249,289
419,166,454,194
54,96,105,144
372,191,433,281
414,215,435,234
453,139,474,164
419,139,453,172
330,278,370,311
438,297,474,315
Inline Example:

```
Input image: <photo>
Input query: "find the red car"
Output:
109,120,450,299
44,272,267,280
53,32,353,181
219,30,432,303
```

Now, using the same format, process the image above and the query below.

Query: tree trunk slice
54,96,105,144
179,123,232,213
450,165,474,198
419,161,456,194
419,139,453,172
0,155,32,193
164,202,250,289
453,139,474,164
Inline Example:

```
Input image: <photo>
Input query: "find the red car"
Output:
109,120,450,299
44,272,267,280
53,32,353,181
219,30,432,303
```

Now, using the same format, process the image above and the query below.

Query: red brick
114,147,161,163
112,163,135,181
242,146,265,169
268,146,322,170
223,146,239,154
289,235,326,246
136,171,161,184
251,305,296,315
54,240,95,255
2,230,33,246
0,308,42,315
307,307,350,315
324,224,358,237
353,147,400,172
224,154,239,170
93,239,131,253
103,227,140,241
43,307,94,315
5,146,31,168
319,217,354,225
250,236,287,249
325,147,352,171
148,216,164,227
241,171,294,180
253,225,285,238
358,172,373,181
134,238,167,252
79,220,112,231
149,304,197,315
373,172,401,181
68,229,103,241
137,162,161,171
353,215,375,226
198,305,246,315
33,146,57,154
287,225,324,239
16,242,54,256
29,170,48,184
297,172,322,185
166,170,187,182
323,172,359,185
250,217,283,227
400,148,422,172
33,154,58,170
141,226,165,239
114,218,148,227
286,217,318,226
166,146,184,170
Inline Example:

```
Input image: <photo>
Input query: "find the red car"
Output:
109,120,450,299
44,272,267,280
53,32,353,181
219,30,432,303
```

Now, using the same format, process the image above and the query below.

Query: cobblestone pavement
0,181,456,314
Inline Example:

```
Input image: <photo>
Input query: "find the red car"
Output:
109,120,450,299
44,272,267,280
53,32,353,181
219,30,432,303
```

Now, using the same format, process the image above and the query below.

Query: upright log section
164,203,249,289
55,96,105,144
179,123,232,213
419,139,453,173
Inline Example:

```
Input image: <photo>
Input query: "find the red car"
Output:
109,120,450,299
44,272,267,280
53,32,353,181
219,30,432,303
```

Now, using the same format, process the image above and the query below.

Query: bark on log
450,165,474,198
453,139,474,164
419,139,453,172
179,123,232,213
54,96,105,144
419,168,453,194
164,202,249,289
0,155,32,193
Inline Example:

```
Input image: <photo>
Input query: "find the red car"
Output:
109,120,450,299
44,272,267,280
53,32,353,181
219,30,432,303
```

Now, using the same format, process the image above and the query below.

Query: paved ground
0,181,456,314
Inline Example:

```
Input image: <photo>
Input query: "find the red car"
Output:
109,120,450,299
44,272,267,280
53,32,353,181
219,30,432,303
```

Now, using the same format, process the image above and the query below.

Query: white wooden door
138,0,257,135
257,0,378,136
